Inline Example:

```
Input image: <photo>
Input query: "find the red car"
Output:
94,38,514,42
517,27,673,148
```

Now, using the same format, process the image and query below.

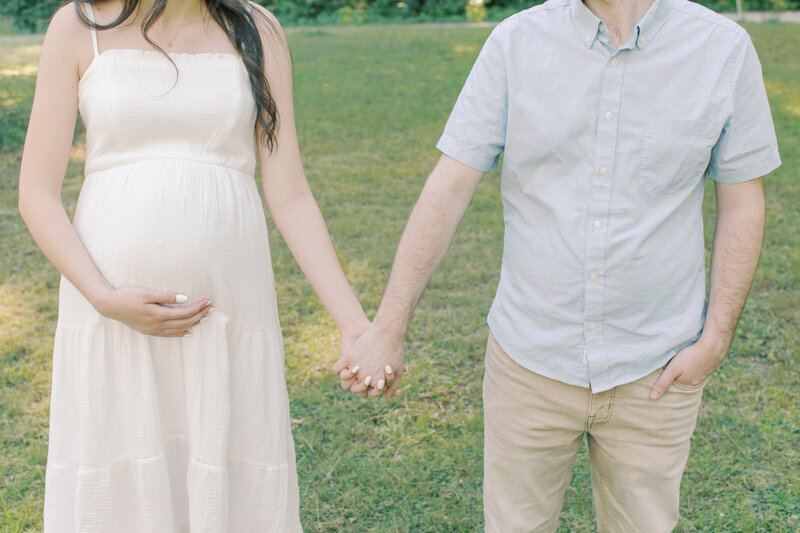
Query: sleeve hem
436,137,499,173
708,155,781,184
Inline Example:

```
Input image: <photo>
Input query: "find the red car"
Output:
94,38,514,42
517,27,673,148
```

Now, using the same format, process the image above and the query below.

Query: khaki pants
483,333,705,533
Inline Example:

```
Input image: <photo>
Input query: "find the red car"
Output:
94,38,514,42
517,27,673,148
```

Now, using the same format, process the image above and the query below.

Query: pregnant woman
18,0,370,530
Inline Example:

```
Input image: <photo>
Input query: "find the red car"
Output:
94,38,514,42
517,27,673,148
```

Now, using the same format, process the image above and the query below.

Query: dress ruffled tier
45,313,300,532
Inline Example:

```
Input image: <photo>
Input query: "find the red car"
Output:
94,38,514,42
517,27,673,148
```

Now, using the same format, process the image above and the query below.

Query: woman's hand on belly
94,287,214,337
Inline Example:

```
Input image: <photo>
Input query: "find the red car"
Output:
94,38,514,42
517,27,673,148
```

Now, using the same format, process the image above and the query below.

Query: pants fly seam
593,388,616,426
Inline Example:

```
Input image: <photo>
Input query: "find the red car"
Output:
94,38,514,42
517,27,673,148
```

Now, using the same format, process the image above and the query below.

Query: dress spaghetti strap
84,3,100,57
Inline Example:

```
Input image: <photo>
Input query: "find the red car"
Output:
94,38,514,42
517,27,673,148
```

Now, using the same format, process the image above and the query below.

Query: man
332,0,781,529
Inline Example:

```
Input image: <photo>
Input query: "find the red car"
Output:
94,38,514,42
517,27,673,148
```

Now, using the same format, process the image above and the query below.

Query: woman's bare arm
19,5,211,336
252,7,370,348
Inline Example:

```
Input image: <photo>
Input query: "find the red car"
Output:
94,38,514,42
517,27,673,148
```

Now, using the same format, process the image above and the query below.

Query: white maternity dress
43,7,302,532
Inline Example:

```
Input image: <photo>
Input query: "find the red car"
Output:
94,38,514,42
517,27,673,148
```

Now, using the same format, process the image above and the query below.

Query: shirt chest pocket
639,118,720,195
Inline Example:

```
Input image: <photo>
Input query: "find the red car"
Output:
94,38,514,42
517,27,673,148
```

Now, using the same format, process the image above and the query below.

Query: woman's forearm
19,187,113,308
16,6,113,312
267,189,367,331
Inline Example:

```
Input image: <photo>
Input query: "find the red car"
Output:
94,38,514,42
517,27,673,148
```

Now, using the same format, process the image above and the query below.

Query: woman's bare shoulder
47,3,87,36
247,2,279,23
46,1,130,79
247,1,287,41
42,3,93,70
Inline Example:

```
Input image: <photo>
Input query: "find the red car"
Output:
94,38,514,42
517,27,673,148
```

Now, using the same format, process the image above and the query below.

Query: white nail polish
176,294,189,303
184,333,193,337
377,379,385,390
207,307,216,314
351,366,360,374
199,316,209,324
363,376,372,387
385,365,393,374
206,299,213,306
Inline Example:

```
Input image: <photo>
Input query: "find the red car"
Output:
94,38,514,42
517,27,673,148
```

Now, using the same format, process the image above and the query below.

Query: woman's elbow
18,178,53,225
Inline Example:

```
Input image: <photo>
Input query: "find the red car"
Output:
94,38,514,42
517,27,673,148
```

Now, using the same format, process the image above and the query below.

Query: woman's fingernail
385,365,393,374
176,294,189,303
206,299,213,306
363,376,372,387
351,366,359,374
199,316,209,324
207,307,216,314
377,379,385,390
184,332,193,337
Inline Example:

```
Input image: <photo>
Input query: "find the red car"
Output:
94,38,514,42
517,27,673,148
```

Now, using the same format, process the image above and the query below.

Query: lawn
1,21,799,533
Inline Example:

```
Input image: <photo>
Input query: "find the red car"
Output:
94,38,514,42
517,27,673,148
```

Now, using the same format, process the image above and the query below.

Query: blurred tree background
2,0,797,33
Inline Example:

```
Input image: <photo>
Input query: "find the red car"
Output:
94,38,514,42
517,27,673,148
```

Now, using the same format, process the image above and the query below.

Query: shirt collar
635,0,670,49
571,0,670,50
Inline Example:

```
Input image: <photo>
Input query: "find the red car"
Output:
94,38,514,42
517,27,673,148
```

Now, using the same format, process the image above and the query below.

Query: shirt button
599,167,608,176
610,57,619,67
593,220,602,229
599,22,605,32
585,34,592,43
589,322,598,331
590,273,599,282
604,112,613,121
639,36,647,44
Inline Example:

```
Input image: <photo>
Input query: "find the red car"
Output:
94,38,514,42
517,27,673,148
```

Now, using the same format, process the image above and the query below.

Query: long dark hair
74,0,280,152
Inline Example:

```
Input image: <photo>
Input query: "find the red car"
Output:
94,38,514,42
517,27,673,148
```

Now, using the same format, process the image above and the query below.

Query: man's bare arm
332,154,484,398
650,178,765,399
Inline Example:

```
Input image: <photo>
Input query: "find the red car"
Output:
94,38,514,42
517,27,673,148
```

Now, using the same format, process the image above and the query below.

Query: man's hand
332,323,407,400
649,337,728,399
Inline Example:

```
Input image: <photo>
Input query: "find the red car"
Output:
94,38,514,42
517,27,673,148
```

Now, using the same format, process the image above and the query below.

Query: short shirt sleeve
708,36,781,183
436,27,508,173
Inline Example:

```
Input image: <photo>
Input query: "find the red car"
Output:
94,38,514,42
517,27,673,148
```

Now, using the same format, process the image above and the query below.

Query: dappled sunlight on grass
784,102,800,117
2,95,24,107
281,255,384,389
0,281,55,533
283,310,339,387
70,141,86,162
0,41,42,75
452,42,479,54
0,66,38,77
764,80,800,118
0,282,26,329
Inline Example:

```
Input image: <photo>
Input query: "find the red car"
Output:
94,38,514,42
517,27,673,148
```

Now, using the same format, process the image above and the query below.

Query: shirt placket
583,48,627,392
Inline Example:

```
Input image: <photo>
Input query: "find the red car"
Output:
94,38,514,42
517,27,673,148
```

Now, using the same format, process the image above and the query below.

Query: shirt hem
486,315,697,393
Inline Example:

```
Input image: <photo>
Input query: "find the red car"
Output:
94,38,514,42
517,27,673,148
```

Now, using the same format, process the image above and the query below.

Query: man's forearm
372,155,484,340
650,178,766,398
701,178,766,352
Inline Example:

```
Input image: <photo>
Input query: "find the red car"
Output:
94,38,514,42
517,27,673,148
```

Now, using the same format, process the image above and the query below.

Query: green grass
1,22,799,532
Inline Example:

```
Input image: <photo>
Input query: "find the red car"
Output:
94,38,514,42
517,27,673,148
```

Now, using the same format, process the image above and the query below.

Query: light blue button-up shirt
437,0,781,392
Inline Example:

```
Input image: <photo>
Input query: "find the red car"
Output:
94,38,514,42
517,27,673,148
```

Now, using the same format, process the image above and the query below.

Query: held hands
93,287,214,337
333,323,408,401
649,336,728,400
